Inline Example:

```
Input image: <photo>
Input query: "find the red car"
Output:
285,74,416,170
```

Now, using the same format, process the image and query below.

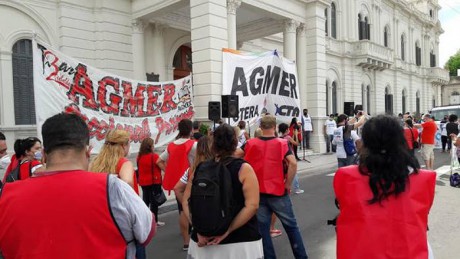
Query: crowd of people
0,107,451,258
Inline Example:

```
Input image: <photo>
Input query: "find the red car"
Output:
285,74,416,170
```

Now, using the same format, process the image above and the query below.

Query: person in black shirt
446,114,459,151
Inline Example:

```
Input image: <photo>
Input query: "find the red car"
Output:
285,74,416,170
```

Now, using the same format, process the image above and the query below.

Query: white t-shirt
238,129,247,148
324,119,337,135
302,115,313,131
332,126,360,159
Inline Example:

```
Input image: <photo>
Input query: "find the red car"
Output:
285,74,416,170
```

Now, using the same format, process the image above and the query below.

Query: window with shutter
12,39,35,125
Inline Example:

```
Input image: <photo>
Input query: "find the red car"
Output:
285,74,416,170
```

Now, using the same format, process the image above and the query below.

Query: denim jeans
292,174,300,191
326,135,336,152
257,194,308,259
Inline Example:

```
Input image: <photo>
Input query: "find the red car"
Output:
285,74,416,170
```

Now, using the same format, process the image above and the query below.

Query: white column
132,19,146,80
152,23,166,81
363,85,368,112
227,0,241,50
305,1,328,153
283,19,297,61
297,24,307,108
190,0,228,119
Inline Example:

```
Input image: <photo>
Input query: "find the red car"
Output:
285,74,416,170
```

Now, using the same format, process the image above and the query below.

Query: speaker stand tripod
302,146,310,163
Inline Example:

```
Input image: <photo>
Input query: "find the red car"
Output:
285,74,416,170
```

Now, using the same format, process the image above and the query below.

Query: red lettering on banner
67,64,98,110
146,84,162,116
97,76,122,115
154,106,194,144
120,81,147,117
161,84,177,113
87,116,151,142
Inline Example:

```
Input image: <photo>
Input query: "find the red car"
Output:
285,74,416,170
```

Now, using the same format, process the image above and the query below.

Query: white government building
0,0,449,153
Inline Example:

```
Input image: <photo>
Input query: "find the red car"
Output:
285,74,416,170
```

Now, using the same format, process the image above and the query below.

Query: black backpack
189,158,240,236
5,161,32,183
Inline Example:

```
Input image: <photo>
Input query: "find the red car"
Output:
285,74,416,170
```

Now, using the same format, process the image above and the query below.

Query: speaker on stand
344,102,355,116
221,95,239,124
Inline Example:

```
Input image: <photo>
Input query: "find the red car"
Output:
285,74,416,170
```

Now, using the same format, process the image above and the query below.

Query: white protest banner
33,41,194,154
222,49,301,127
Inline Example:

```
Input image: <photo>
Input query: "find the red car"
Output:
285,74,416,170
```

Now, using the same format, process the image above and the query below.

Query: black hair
337,114,348,124
41,113,89,155
449,114,458,123
238,121,246,129
290,117,297,127
0,132,5,140
359,115,419,204
405,119,414,128
177,119,192,138
212,124,237,159
278,123,289,134
14,137,41,159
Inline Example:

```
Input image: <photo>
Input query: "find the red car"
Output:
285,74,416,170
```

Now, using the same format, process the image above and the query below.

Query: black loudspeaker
208,101,221,121
344,102,355,116
354,104,363,114
221,95,239,118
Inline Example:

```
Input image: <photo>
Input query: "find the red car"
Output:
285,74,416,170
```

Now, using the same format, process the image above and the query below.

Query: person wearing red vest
2,137,44,183
157,118,196,251
137,137,165,226
241,115,308,259
0,113,155,258
334,115,436,259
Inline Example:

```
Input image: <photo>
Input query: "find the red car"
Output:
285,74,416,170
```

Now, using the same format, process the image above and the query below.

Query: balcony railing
351,40,393,70
426,67,450,85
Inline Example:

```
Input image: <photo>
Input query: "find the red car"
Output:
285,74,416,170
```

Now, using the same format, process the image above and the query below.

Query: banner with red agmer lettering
33,41,194,154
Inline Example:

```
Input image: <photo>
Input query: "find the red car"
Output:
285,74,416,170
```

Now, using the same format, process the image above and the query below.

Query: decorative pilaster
132,19,146,80
227,0,241,49
296,24,307,108
283,19,298,61
152,23,166,81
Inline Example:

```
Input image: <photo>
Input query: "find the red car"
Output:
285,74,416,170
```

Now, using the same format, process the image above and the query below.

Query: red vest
116,157,139,195
244,137,289,196
162,139,195,191
137,153,162,186
334,166,436,259
0,171,127,258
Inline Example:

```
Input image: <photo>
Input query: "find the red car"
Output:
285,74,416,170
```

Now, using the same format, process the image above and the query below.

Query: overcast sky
439,0,460,67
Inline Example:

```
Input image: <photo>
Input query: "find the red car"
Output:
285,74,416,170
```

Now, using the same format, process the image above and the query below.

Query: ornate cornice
227,0,242,15
284,19,298,33
132,19,145,33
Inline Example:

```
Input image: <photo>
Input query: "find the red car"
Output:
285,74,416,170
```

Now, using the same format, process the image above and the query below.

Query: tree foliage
445,49,460,76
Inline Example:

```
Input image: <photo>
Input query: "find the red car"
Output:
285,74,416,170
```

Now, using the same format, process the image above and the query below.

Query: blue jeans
292,174,300,191
327,135,336,152
257,194,308,259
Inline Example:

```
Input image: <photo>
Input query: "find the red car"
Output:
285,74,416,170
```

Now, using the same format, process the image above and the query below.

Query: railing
427,67,450,83
351,41,393,63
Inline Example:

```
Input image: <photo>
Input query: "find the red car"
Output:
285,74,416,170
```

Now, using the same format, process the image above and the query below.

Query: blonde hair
260,115,277,129
254,128,263,138
90,130,130,174
190,136,213,176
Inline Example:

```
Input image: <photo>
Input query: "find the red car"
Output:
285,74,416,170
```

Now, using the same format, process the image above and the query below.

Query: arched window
12,39,36,125
401,34,405,61
402,89,407,113
331,3,337,39
332,81,338,114
325,8,328,36
366,85,371,113
383,28,387,47
452,91,460,96
415,41,421,66
358,14,363,40
416,91,421,115
432,96,436,108
430,10,433,18
430,49,436,67
385,87,393,114
364,17,370,40
173,45,192,80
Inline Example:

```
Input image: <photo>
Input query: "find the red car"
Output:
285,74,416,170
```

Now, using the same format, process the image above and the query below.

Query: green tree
444,49,460,76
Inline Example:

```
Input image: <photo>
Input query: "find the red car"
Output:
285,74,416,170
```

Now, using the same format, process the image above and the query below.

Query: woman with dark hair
333,115,436,259
403,118,419,158
137,137,165,227
446,114,459,151
183,124,262,258
237,121,249,147
3,137,43,182
288,118,301,161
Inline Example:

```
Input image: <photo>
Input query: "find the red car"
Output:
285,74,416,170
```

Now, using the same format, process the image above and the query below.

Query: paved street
146,150,459,258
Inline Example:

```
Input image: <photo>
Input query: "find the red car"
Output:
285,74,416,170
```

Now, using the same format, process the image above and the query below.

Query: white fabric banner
33,41,194,154
222,49,301,127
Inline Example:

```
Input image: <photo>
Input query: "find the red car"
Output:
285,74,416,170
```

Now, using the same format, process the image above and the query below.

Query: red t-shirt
421,121,437,144
137,153,162,186
404,128,419,150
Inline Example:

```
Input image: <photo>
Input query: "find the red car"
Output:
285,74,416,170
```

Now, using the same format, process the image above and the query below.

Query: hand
207,231,230,245
197,233,213,247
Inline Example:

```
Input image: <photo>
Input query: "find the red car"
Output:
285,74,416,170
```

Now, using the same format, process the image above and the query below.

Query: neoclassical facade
0,0,449,152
